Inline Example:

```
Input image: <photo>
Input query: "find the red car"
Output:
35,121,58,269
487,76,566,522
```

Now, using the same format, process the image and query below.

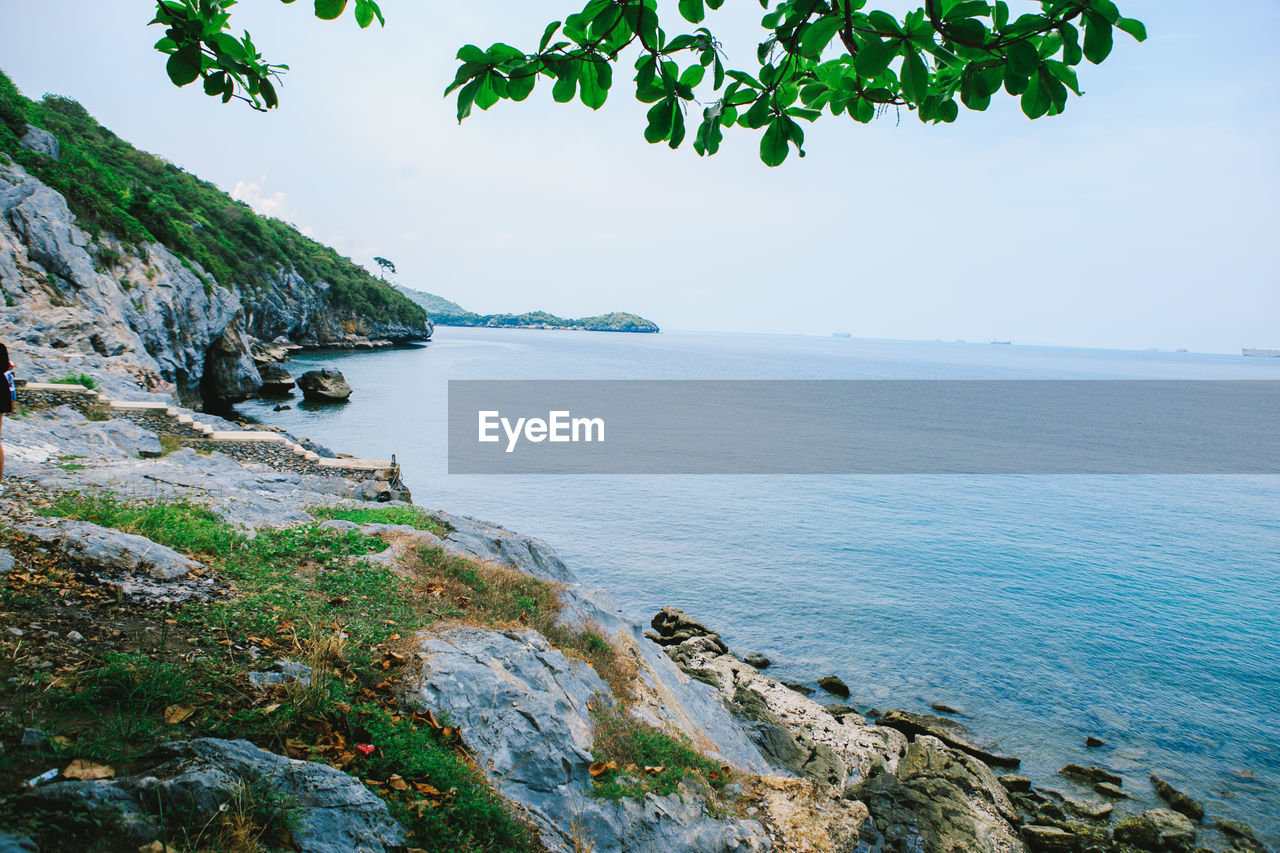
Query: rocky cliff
0,71,431,410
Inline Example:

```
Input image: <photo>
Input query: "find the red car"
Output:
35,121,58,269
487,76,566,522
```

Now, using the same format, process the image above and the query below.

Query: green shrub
49,373,97,390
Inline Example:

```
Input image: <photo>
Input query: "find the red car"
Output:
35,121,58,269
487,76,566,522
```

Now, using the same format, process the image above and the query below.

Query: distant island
393,285,659,333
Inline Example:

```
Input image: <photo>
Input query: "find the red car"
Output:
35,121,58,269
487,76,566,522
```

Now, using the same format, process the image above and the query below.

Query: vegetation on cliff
0,69,426,331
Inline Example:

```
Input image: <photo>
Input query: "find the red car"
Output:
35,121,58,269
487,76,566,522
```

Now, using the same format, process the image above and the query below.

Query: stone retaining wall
15,383,398,483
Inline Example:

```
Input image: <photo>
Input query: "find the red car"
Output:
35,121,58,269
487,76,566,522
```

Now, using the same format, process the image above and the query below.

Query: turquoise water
240,330,1280,841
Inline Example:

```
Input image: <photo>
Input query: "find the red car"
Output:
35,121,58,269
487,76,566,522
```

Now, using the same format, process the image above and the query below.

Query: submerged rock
742,652,771,669
1150,775,1203,822
1059,763,1122,787
297,368,352,402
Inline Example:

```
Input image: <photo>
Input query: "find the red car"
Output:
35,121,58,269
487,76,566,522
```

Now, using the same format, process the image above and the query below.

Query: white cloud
231,175,299,224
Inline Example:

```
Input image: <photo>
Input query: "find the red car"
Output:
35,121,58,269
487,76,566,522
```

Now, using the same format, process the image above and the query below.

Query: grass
4,491,734,850
309,504,447,534
49,373,97,390
6,493,542,852
587,704,732,801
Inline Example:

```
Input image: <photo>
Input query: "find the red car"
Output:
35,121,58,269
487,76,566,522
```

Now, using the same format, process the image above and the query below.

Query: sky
0,1,1276,353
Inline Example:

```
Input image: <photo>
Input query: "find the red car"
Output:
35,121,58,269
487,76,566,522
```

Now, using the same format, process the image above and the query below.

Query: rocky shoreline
0,387,1272,852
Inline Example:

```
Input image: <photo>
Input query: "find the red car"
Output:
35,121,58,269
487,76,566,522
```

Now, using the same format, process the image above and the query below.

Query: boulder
999,774,1032,793
817,674,851,698
407,626,769,853
19,124,59,159
1094,781,1128,799
18,518,217,604
1150,775,1203,821
23,738,404,853
1022,824,1076,852
877,710,1021,768
742,652,771,669
1113,809,1197,853
257,362,295,395
297,368,352,403
850,735,1025,853
1085,736,1106,748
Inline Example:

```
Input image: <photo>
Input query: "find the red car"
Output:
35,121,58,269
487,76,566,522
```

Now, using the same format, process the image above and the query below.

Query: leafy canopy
152,0,1145,166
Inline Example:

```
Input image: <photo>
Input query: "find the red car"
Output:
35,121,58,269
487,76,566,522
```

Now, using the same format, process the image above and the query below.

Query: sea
239,329,1280,842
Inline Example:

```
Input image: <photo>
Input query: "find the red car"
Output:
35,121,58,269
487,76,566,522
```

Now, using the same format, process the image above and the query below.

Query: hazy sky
0,1,1276,352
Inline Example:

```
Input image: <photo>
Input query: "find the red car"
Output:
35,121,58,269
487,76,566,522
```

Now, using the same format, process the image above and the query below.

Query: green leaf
1083,11,1113,64
203,71,226,96
900,49,928,103
552,67,578,103
355,1,374,29
475,72,500,110
456,77,481,122
645,99,674,143
678,0,705,24
457,45,487,64
1116,17,1146,42
760,117,789,166
539,21,562,52
1007,39,1040,77
1020,74,1049,119
506,66,537,101
669,106,686,148
867,11,902,35
800,16,842,58
166,49,202,87
855,38,896,77
579,60,611,109
314,0,347,21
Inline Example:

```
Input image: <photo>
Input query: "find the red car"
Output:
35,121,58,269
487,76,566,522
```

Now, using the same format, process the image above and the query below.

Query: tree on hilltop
373,256,396,280
150,0,1145,166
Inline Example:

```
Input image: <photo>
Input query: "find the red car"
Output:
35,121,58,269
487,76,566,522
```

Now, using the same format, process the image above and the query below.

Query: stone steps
15,382,399,482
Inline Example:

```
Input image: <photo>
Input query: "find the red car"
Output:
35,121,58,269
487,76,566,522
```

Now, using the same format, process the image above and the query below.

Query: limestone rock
422,509,573,583
850,735,1025,853
1150,775,1203,822
878,710,1021,768
19,124,59,159
297,368,352,402
1022,824,1075,851
23,738,404,853
817,674,851,698
19,518,198,581
18,518,217,604
999,774,1032,793
256,362,295,395
407,626,769,853
1113,809,1197,853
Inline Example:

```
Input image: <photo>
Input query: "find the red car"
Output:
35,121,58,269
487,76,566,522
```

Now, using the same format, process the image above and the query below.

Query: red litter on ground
355,743,375,756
